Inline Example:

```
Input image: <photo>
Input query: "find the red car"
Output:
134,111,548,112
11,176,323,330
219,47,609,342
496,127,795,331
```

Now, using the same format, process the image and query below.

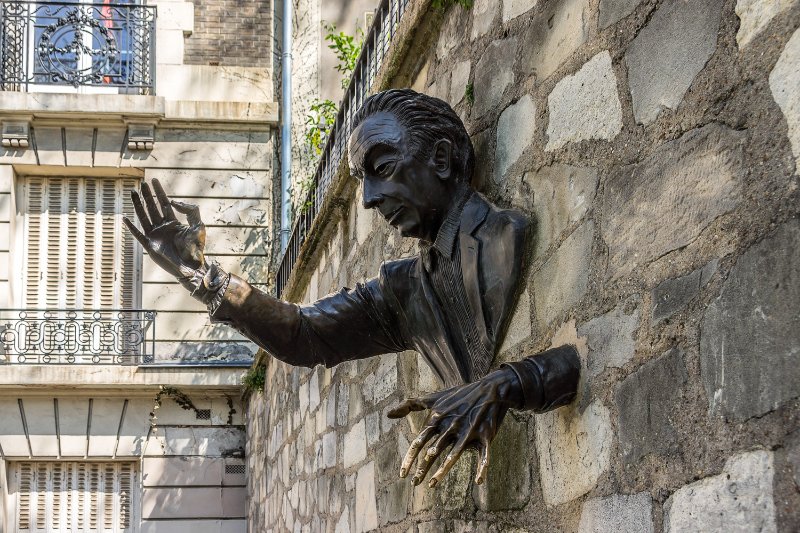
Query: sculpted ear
431,139,452,181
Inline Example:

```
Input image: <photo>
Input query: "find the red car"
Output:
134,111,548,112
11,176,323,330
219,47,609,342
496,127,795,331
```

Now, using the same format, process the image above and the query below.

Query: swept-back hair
351,89,475,182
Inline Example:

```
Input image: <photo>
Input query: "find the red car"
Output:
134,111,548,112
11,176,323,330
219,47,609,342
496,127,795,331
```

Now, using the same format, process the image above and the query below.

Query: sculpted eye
376,160,396,176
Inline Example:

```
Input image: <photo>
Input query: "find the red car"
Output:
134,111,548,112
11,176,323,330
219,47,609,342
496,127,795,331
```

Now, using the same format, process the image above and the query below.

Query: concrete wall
246,0,800,531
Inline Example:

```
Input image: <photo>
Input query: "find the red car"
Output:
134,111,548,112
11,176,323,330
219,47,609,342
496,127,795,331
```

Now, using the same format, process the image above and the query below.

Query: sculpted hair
352,89,475,182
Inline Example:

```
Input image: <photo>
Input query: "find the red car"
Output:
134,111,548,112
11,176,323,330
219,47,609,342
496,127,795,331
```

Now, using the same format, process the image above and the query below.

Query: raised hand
387,366,524,488
123,179,207,287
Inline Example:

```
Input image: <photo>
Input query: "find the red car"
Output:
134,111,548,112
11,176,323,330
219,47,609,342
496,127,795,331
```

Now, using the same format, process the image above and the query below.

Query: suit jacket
213,190,581,412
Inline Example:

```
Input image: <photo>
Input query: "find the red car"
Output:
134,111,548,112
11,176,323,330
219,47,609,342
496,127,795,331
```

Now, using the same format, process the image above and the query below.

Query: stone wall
246,0,800,531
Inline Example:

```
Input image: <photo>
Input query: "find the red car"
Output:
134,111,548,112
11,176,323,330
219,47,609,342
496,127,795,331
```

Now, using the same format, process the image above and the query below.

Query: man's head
348,89,475,242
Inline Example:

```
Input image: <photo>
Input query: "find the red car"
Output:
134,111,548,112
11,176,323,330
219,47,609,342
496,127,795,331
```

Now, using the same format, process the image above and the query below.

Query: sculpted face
348,112,456,242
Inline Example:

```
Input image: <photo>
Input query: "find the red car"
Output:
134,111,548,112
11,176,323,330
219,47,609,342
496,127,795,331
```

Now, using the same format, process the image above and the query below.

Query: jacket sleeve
501,345,581,413
209,268,409,368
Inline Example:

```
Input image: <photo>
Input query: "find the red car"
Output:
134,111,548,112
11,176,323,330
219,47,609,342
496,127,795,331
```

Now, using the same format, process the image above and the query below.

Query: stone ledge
0,92,278,127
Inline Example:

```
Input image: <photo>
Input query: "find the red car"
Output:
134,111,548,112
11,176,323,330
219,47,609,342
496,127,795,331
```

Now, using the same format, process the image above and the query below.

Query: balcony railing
0,309,156,364
0,1,156,94
275,0,410,297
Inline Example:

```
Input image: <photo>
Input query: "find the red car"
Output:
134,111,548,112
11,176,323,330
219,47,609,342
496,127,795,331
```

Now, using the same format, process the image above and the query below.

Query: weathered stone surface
578,300,640,378
503,0,537,22
495,94,537,183
701,221,800,421
652,260,717,323
322,432,337,469
534,220,594,326
521,0,592,81
599,0,642,29
545,51,623,151
473,38,517,118
474,413,530,510
626,0,723,124
355,462,378,533
524,163,598,255
770,28,800,174
437,6,466,60
616,348,687,463
334,505,349,533
786,429,800,489
449,60,472,106
343,419,367,468
377,479,410,526
535,400,613,505
602,124,745,278
498,290,532,353
472,0,498,40
578,492,654,533
665,450,777,532
736,0,796,48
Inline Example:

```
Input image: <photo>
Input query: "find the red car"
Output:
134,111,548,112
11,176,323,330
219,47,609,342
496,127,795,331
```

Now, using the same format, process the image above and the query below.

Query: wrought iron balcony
0,1,156,94
0,309,156,364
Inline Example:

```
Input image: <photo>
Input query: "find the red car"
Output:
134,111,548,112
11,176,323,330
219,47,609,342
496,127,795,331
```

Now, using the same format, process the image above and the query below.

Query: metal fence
276,0,410,297
0,309,156,364
0,1,156,93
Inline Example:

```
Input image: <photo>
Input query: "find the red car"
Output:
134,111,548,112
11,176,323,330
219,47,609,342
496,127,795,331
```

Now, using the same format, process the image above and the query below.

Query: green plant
323,22,364,90
465,82,474,106
242,364,266,393
304,98,338,157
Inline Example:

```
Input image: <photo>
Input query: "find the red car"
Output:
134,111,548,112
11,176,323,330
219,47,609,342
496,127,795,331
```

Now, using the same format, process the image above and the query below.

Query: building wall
246,0,800,531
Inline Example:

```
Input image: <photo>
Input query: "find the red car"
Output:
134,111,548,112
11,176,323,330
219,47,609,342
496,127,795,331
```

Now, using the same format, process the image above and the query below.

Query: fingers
123,216,148,247
141,182,164,226
387,397,431,419
415,427,457,486
428,433,469,488
130,190,153,232
400,425,437,479
171,200,203,227
475,437,490,485
152,179,176,221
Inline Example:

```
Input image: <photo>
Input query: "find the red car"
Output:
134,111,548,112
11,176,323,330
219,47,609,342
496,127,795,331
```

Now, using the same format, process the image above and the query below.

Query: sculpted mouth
385,206,404,225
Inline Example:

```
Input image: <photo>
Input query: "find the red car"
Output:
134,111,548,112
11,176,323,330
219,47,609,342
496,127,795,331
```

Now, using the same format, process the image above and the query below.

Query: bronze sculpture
124,89,580,488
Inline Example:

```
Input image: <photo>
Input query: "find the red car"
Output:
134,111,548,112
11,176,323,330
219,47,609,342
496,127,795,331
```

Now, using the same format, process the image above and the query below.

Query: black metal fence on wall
0,1,156,93
276,0,410,297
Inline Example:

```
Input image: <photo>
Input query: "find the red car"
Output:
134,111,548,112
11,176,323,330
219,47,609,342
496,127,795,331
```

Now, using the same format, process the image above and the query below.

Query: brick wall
245,0,800,531
183,0,273,68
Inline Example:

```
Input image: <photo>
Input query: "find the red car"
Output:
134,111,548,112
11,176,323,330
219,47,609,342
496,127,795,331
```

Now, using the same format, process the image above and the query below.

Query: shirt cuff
502,345,580,413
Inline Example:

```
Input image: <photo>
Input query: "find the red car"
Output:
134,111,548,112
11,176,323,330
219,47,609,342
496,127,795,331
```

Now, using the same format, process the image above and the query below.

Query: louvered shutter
21,177,140,310
15,461,137,533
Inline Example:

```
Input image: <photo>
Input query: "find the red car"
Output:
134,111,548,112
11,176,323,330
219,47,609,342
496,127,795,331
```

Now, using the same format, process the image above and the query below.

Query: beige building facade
0,0,277,531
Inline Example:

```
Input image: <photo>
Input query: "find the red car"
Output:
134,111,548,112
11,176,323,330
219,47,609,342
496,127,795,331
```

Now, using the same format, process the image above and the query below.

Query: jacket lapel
459,195,491,352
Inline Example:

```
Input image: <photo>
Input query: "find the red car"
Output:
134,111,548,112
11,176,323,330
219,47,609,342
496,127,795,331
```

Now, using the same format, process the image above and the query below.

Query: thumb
171,200,203,227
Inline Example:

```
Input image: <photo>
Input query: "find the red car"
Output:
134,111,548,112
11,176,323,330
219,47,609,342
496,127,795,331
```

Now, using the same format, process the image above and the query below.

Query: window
19,176,140,310
13,461,137,533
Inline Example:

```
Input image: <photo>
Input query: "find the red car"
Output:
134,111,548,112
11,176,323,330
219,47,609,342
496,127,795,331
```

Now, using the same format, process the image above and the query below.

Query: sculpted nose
362,178,383,210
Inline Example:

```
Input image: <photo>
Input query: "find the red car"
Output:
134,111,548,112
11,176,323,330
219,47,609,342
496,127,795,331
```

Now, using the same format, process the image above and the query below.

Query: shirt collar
429,187,473,258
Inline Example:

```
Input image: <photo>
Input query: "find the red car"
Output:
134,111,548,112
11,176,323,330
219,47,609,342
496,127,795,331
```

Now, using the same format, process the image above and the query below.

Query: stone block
786,429,800,489
0,398,29,457
474,413,530,510
701,220,800,421
156,65,273,103
322,432,337,469
471,0,498,40
449,60,472,106
770,28,800,174
64,127,94,167
378,478,410,526
149,427,245,457
309,371,320,413
498,289,532,352
473,38,517,118
343,419,367,468
495,94,536,184
533,220,594,326
156,28,185,65
334,505,349,533
523,163,598,255
602,124,745,278
651,260,717,323
34,127,65,166
545,51,623,151
625,0,724,124
436,6,467,61
578,300,640,378
142,487,246,519
578,492,654,533
93,128,126,167
56,397,90,457
155,1,194,32
599,0,642,28
521,0,592,81
371,357,398,404
355,462,378,533
23,398,58,457
665,450,776,532
736,0,796,48
88,397,125,457
616,348,688,463
143,457,224,487
141,520,246,533
503,0,537,22
535,400,612,505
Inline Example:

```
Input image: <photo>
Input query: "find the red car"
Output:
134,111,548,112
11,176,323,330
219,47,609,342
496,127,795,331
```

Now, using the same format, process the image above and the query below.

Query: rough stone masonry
245,0,800,531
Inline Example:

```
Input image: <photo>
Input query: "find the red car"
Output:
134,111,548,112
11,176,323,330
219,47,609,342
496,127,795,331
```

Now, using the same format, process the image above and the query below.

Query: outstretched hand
123,179,207,284
387,367,523,488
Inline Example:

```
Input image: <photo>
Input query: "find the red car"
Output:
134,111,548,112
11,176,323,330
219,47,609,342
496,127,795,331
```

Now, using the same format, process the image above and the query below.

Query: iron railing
0,309,156,364
0,1,156,93
275,0,410,297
